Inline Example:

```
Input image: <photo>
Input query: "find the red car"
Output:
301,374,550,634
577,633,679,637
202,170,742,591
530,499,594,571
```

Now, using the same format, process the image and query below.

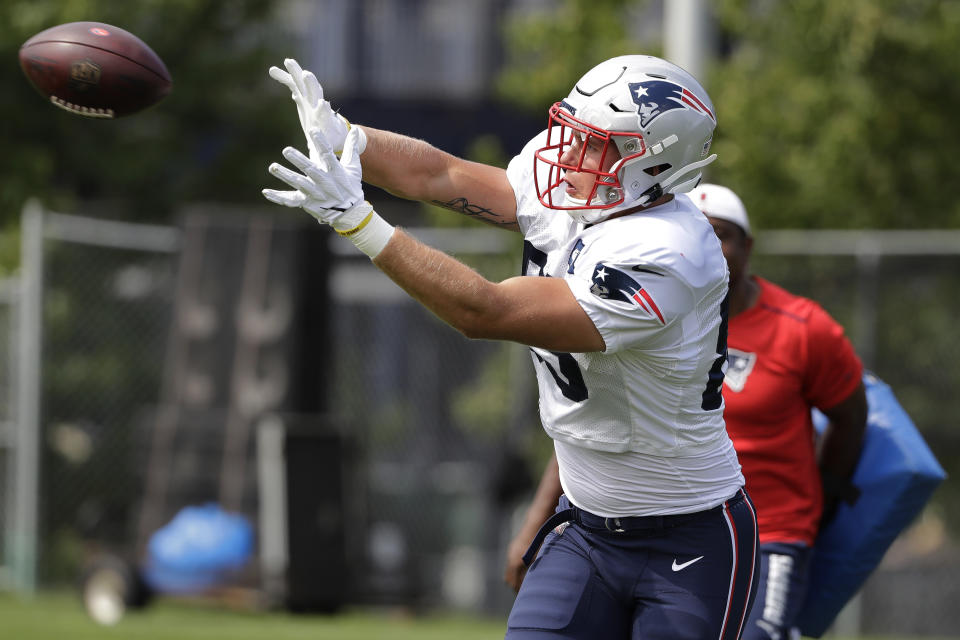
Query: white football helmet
535,55,718,225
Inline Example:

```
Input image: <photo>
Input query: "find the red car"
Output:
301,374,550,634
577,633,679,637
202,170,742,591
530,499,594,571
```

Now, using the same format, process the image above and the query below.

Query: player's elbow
458,321,487,341
453,285,516,342
455,308,506,342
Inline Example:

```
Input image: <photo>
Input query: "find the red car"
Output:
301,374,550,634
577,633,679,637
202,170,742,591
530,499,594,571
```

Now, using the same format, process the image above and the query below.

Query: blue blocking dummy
796,373,946,637
144,503,254,593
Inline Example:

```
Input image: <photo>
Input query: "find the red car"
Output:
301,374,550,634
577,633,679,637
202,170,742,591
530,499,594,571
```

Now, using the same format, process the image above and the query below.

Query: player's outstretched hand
264,128,394,259
268,58,365,159
264,127,368,230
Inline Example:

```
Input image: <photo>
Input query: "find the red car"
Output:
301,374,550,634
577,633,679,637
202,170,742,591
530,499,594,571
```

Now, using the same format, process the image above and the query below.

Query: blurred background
0,0,958,638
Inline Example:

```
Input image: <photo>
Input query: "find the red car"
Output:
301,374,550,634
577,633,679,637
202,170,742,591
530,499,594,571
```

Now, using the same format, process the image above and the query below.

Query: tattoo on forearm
432,197,515,228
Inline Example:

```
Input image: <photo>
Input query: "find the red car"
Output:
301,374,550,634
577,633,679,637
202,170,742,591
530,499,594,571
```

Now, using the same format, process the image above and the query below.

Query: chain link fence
2,203,958,635
0,277,17,589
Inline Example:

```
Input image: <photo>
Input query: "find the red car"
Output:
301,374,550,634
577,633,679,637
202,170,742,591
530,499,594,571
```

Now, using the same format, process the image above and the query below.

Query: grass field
0,591,950,640
0,591,507,640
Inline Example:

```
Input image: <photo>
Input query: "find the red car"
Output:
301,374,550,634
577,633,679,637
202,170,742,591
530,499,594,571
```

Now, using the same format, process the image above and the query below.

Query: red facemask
534,102,646,211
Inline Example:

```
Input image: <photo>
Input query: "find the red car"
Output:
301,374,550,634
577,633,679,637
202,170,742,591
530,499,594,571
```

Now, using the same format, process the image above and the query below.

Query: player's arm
504,453,561,592
373,229,604,352
269,58,519,230
264,128,600,350
358,126,520,231
817,381,868,521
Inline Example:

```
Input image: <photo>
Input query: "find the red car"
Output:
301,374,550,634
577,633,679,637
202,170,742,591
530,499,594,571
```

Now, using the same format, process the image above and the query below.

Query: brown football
19,21,172,119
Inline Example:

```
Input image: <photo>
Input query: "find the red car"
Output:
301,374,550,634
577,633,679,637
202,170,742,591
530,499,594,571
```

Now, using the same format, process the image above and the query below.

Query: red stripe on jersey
632,292,651,314
638,289,665,324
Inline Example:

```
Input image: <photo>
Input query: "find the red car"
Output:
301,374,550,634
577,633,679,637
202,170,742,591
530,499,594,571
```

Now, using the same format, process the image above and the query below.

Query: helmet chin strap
561,153,718,225
562,184,625,225
564,193,590,208
562,191,612,225
565,208,609,225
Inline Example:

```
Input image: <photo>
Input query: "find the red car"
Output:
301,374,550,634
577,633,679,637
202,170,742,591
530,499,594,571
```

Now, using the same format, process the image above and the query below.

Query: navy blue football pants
740,542,812,640
506,490,760,640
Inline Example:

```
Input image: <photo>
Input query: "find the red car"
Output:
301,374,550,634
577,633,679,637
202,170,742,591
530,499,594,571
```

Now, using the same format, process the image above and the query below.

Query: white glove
268,58,366,159
263,128,393,258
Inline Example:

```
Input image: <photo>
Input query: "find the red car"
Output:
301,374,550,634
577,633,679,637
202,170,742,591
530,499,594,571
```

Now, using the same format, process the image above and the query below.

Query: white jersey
507,130,744,516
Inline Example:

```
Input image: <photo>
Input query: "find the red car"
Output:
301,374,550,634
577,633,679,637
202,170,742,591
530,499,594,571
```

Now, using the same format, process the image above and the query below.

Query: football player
504,183,867,640
264,55,759,640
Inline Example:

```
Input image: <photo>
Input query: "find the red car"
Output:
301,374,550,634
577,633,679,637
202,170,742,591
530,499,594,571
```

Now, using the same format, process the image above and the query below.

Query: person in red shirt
505,183,866,640
689,183,867,639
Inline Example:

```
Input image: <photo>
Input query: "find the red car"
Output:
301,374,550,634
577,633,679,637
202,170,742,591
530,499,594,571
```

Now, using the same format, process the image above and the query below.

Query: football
19,21,172,119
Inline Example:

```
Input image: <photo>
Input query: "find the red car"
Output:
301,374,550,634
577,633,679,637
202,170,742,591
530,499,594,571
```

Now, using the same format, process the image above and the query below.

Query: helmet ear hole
644,163,671,177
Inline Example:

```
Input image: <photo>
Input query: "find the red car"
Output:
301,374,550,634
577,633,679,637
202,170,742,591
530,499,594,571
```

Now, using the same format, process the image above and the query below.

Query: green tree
703,4,960,537
0,0,301,232
709,0,960,230
497,0,653,114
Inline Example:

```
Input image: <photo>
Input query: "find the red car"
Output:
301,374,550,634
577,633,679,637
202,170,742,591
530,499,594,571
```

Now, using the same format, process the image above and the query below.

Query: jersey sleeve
802,304,864,410
566,260,694,354
506,129,550,237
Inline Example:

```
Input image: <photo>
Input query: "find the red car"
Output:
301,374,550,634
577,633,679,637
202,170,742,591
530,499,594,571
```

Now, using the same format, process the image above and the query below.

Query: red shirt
724,277,862,545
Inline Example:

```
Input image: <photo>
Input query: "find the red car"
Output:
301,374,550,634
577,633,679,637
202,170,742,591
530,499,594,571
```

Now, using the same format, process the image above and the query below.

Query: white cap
688,183,751,236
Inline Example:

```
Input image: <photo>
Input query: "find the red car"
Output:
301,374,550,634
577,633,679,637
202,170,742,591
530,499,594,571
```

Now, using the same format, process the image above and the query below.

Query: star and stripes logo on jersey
724,348,756,392
590,262,665,324
628,80,715,128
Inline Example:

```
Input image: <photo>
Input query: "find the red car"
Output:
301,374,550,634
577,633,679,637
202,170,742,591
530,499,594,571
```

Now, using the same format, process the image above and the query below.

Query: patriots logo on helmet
724,348,756,392
590,262,665,324
628,80,716,128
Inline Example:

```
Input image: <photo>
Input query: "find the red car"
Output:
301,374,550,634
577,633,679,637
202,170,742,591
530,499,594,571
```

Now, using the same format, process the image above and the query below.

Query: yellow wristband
336,208,374,237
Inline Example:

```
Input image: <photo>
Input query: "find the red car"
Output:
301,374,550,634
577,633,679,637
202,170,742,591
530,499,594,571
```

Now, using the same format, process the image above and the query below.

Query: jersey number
701,293,730,411
533,349,588,403
523,241,588,402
